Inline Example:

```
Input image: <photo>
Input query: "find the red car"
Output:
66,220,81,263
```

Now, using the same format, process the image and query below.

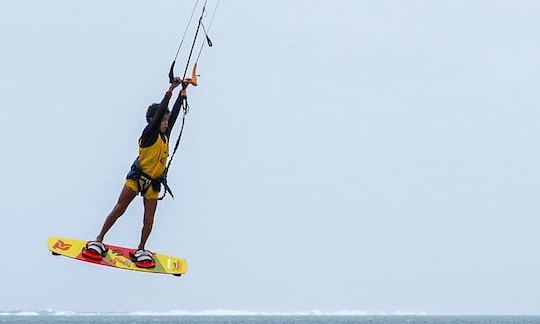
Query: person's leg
138,198,158,250
96,185,137,242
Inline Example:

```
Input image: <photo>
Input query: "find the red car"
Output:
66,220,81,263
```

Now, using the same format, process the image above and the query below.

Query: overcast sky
1,0,539,315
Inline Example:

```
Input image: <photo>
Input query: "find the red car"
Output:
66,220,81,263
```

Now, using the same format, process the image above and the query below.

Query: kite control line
160,0,219,200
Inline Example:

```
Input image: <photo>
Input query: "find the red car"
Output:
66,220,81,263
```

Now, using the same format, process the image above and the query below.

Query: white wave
53,311,87,316
126,309,428,316
0,311,40,316
0,309,428,316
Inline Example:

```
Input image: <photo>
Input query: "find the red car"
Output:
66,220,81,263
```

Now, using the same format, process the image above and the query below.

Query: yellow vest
137,134,169,179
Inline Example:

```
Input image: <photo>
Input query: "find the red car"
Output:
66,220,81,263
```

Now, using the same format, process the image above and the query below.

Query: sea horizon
3,309,540,316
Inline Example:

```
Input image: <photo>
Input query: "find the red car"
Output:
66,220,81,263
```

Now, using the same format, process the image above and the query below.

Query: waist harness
126,159,174,200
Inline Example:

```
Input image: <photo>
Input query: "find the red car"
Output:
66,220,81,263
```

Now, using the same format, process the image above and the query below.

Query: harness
126,158,174,200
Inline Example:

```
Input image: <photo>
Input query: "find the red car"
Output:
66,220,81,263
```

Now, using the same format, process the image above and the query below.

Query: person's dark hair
146,104,170,123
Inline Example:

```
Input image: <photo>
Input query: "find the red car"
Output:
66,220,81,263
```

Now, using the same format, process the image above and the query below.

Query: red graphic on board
174,261,181,271
53,240,72,251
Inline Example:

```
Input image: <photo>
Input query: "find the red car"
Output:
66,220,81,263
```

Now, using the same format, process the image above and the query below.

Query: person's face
160,113,169,133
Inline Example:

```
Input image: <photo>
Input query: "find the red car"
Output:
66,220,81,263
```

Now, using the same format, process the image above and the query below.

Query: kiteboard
47,236,187,276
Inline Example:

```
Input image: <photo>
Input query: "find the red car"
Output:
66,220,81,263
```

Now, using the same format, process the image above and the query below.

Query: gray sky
1,0,539,315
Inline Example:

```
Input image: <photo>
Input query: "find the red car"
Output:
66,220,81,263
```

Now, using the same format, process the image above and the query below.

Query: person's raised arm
147,80,181,132
140,80,181,147
165,89,187,137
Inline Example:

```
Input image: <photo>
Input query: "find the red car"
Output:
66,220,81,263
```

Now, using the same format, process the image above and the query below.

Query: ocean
1,316,540,324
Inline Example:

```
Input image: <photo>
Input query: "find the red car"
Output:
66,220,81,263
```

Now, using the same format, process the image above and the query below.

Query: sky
1,0,540,315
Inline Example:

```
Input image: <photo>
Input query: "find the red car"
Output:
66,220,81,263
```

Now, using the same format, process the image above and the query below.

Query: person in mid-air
82,77,186,268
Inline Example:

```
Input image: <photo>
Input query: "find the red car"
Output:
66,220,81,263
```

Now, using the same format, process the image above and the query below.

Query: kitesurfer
82,77,187,268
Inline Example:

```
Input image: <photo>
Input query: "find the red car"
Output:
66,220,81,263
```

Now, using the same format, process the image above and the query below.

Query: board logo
111,257,132,267
53,240,72,251
111,249,124,256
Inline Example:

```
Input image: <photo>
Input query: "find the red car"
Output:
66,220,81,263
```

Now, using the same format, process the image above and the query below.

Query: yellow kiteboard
47,236,188,276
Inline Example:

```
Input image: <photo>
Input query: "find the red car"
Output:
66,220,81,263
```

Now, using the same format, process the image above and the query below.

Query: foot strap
133,249,156,268
133,250,154,262
84,241,107,258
